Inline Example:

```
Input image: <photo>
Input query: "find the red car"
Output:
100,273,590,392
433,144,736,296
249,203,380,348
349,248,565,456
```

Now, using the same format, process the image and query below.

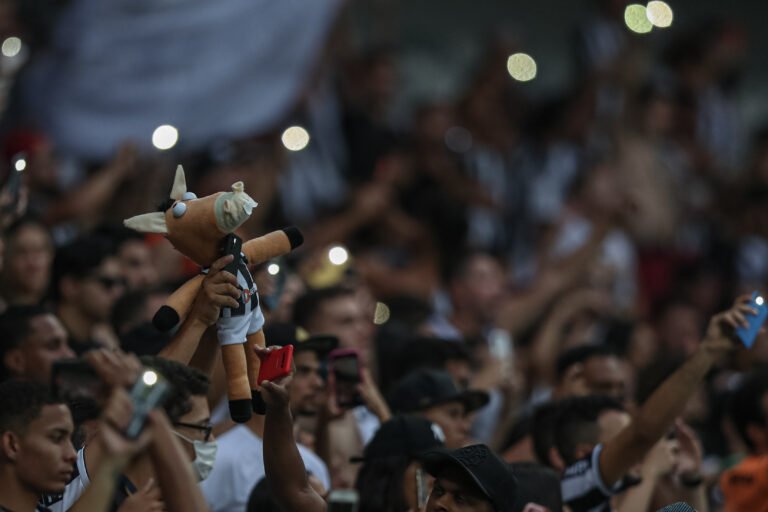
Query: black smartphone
328,490,359,512
51,359,106,402
124,369,171,439
220,233,243,277
329,349,364,409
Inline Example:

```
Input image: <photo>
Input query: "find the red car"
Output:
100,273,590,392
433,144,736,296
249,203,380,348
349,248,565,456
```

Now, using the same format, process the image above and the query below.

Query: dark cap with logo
351,415,445,463
263,323,338,356
388,369,490,414
421,444,518,512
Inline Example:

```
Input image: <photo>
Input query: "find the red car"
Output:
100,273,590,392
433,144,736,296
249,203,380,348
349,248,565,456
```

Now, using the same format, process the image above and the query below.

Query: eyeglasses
173,421,213,442
90,275,127,290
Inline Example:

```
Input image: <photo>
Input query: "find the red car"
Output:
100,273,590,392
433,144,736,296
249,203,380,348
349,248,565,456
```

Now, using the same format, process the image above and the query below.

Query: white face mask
173,431,218,481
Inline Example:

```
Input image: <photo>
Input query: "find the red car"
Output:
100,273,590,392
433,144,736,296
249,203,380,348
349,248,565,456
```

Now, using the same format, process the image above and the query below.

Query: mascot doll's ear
170,165,187,200
123,212,168,234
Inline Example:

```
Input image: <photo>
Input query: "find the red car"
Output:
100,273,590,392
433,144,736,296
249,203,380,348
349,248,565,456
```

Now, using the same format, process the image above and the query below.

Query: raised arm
260,347,327,512
599,297,753,486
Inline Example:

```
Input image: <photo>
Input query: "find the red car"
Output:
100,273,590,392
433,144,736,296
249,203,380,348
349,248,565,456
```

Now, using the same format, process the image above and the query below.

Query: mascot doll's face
124,166,257,267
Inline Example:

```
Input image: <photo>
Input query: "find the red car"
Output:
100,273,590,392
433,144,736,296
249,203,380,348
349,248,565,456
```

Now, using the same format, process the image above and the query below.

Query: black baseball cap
263,323,338,356
351,415,445,462
421,444,518,512
388,369,490,414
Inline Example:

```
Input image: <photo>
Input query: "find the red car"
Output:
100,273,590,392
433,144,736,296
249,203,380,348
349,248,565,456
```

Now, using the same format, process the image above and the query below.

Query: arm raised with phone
595,296,754,490
259,346,327,512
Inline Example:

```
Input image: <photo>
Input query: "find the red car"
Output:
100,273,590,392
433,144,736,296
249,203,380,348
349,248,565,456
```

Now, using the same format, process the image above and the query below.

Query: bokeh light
646,1,674,28
267,263,280,276
506,53,537,82
14,158,26,172
374,302,391,325
328,245,349,266
624,4,653,34
1,37,21,58
142,370,158,386
152,125,179,150
281,126,310,152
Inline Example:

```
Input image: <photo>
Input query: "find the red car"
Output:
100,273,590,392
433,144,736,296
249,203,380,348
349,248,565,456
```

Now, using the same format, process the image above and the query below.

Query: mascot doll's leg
221,344,253,423
246,330,267,414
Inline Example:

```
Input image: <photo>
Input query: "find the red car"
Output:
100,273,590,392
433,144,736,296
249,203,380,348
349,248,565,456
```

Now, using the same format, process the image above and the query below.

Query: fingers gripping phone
257,345,294,384
328,349,364,409
735,291,768,348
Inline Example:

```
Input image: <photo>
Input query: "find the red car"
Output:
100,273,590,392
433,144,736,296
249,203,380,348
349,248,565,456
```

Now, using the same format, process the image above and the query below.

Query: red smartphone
328,348,364,409
257,345,294,384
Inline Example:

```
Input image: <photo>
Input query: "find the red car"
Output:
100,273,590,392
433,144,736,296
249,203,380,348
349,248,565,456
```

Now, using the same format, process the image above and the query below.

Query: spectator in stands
553,345,628,403
0,305,74,383
389,368,489,449
421,443,518,512
50,235,126,353
0,216,53,309
556,298,750,511
354,415,446,512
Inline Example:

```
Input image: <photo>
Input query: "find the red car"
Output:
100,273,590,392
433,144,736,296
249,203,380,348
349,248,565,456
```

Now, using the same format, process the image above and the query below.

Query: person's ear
3,348,25,378
0,431,21,462
548,445,566,472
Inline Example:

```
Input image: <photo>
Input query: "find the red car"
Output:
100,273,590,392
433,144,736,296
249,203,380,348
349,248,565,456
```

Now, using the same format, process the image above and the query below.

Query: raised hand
701,295,756,358
190,254,242,326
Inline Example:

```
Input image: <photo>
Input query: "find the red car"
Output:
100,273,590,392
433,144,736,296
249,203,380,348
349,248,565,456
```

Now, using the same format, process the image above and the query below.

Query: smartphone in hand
257,345,294,384
735,291,768,348
124,369,171,439
328,489,359,512
329,349,364,409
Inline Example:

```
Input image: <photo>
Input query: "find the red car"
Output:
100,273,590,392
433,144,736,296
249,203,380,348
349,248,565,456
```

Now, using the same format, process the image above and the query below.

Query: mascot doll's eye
182,192,197,200
172,202,187,218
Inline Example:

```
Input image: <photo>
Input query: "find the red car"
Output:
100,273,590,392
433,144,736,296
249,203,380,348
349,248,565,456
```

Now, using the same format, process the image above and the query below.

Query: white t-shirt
201,425,330,512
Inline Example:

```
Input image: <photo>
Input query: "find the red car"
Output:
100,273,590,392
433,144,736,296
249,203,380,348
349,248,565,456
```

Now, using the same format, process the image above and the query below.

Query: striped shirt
561,444,634,512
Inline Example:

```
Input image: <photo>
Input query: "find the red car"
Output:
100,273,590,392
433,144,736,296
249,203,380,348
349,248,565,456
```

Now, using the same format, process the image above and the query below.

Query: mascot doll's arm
242,227,303,266
153,274,205,332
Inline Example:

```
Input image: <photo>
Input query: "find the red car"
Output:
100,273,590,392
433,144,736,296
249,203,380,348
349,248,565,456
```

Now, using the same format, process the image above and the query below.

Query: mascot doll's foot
252,390,266,415
229,399,252,423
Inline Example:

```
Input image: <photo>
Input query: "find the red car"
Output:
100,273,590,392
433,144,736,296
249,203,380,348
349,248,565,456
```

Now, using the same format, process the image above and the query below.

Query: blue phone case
735,291,768,348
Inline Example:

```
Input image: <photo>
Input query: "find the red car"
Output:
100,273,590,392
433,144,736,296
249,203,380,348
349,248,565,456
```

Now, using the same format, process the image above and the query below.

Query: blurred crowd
0,0,767,511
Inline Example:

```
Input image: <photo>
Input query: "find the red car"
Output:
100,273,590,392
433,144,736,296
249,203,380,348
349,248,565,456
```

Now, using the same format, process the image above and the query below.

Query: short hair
553,395,625,465
0,305,54,381
0,380,60,434
4,215,51,245
509,461,563,512
139,356,209,422
246,478,283,512
50,235,116,301
531,401,561,468
555,344,619,382
292,286,355,329
728,371,768,453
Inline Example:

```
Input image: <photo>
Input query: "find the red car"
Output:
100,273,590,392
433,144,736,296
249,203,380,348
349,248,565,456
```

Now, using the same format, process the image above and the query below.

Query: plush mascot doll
124,166,303,422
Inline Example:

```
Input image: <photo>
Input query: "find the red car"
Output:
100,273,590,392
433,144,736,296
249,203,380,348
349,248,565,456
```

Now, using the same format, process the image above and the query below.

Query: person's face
422,402,469,449
4,314,74,384
76,257,126,322
118,240,158,290
310,296,374,365
288,350,324,416
453,256,505,322
658,304,702,357
3,404,77,494
3,224,53,298
583,356,627,402
426,468,493,512
173,394,213,462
